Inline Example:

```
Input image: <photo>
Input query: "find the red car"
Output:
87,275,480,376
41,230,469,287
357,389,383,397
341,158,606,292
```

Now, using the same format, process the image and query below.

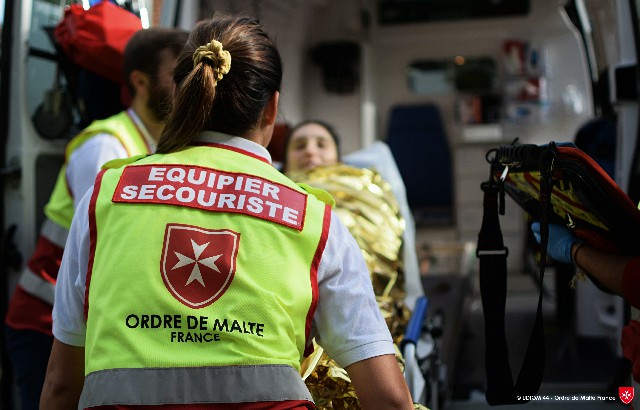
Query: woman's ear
262,91,279,127
255,91,280,148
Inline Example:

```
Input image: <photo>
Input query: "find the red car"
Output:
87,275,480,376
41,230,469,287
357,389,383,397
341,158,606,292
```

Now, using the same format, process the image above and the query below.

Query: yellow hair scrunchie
192,39,231,82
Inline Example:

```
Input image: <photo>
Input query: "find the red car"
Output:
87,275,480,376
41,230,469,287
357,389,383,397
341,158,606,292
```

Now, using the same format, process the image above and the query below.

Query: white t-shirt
66,109,154,209
52,132,394,369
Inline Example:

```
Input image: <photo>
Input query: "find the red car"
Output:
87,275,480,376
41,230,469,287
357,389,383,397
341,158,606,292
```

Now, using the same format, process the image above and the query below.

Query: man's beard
147,80,173,122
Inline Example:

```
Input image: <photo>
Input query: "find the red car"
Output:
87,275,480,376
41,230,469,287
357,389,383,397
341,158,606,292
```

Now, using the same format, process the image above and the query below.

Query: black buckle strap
477,143,557,405
478,176,516,404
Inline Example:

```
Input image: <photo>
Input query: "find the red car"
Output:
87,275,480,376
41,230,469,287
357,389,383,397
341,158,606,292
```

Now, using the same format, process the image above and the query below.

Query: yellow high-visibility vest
80,141,333,407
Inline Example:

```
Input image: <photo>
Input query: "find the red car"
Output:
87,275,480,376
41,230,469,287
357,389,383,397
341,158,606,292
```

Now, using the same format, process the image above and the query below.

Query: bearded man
4,27,189,410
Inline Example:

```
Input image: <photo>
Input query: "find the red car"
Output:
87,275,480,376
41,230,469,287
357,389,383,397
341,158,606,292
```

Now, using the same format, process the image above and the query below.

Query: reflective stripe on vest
83,142,333,402
16,219,68,304
40,218,68,248
44,111,150,229
18,267,55,304
79,365,313,408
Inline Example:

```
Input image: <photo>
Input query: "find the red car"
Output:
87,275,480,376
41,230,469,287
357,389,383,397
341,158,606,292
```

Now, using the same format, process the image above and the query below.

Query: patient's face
286,123,339,172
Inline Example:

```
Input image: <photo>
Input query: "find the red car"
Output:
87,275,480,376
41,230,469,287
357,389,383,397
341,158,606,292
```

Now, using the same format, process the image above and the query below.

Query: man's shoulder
67,111,132,154
79,111,131,136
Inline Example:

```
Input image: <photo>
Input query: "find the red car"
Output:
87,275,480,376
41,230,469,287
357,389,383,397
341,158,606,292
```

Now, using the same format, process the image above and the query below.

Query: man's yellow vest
44,111,151,230
16,111,151,306
80,142,333,407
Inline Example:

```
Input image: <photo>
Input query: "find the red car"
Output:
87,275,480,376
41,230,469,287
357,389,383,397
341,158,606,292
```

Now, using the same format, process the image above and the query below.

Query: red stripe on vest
28,234,64,282
303,204,331,357
190,142,271,164
112,164,307,231
85,169,108,321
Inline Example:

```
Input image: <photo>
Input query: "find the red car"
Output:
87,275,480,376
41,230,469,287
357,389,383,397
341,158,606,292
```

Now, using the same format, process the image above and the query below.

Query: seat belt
476,143,555,404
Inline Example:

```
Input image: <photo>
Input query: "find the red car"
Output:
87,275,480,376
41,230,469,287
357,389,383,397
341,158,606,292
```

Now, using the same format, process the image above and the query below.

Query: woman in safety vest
40,14,414,410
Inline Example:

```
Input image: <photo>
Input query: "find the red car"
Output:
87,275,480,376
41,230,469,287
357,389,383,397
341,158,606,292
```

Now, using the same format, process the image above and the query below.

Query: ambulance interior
1,0,639,409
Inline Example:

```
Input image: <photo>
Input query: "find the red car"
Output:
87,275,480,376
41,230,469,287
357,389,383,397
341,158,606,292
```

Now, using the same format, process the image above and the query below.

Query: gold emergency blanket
289,164,422,409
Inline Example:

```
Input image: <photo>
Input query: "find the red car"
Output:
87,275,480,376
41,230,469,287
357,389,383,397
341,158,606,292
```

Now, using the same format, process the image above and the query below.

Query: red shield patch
620,386,634,405
161,224,239,308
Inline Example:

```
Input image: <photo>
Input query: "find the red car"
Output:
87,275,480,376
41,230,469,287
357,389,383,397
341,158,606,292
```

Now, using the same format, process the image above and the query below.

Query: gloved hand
531,222,582,264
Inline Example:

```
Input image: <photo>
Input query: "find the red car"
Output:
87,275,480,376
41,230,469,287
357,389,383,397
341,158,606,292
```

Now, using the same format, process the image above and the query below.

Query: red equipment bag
54,1,142,84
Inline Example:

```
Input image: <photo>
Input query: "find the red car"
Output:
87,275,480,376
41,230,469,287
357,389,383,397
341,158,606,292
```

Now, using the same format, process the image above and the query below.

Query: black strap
477,144,555,405
477,179,515,403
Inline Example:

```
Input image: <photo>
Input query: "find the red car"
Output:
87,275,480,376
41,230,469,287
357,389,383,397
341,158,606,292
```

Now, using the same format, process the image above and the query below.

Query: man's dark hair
123,27,190,96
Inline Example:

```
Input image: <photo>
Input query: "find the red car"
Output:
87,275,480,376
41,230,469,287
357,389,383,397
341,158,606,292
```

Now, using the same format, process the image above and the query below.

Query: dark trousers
4,326,53,410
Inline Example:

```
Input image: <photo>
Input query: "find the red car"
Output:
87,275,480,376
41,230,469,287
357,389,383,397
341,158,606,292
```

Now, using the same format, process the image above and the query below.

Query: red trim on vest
4,234,63,332
5,286,54,334
112,164,307,231
190,142,271,164
85,169,108,321
623,256,640,309
28,234,64,283
303,204,331,357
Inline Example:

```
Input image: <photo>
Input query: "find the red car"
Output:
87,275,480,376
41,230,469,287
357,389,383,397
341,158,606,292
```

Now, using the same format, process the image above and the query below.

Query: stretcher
477,141,640,405
401,294,448,410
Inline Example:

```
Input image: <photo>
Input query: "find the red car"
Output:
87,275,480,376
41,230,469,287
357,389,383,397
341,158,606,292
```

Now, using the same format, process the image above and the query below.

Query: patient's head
284,120,340,173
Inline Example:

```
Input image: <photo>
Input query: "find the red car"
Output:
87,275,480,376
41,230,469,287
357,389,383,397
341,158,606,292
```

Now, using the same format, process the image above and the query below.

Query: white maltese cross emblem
161,224,239,308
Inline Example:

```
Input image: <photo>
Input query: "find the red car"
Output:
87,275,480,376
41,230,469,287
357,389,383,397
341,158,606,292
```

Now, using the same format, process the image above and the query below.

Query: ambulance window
408,57,497,95
564,0,618,84
27,1,63,120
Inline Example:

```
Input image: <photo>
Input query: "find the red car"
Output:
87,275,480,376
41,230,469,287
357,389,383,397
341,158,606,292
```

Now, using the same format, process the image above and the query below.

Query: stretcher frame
477,141,640,405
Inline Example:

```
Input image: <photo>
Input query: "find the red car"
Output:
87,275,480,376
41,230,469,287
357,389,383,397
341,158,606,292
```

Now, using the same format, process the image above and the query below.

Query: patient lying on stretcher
283,120,423,409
